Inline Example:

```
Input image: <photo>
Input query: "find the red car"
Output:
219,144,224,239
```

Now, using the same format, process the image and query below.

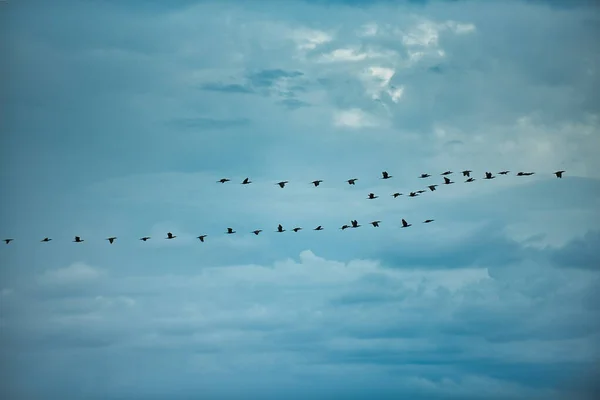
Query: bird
554,170,565,178
4,239,13,244
340,224,350,230
241,177,252,184
441,171,453,175
428,185,438,191
416,190,426,194
381,171,392,179
423,219,435,223
165,232,176,240
73,236,84,243
40,237,52,242
401,219,412,228
484,172,495,180
517,172,534,176
292,227,302,232
226,228,236,234
252,230,262,235
140,236,151,241
197,235,207,242
217,178,230,183
419,173,431,178
462,170,472,177
311,180,323,187
276,181,289,188
314,226,324,231
370,221,381,227
498,170,510,175
351,220,360,228
465,177,475,183
276,224,285,233
392,192,402,198
409,192,419,197
106,237,117,244
367,193,378,199
347,178,358,185
443,176,454,184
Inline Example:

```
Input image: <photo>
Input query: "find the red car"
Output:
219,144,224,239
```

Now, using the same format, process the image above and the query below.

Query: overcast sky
1,0,600,399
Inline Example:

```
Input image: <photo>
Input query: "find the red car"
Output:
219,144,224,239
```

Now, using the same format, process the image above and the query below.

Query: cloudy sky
1,0,600,399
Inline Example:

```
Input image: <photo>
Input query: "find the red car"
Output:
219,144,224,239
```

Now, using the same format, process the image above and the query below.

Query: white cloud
318,47,396,63
333,108,380,128
290,28,333,51
36,262,105,286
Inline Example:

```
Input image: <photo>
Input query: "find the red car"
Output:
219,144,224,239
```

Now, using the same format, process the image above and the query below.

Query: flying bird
340,224,350,230
409,192,419,197
441,171,453,176
347,178,358,185
351,220,360,228
276,224,285,233
554,170,565,178
401,219,412,228
465,178,475,183
226,228,236,234
4,239,13,244
73,236,84,243
428,185,438,191
517,172,535,176
165,232,176,240
276,181,289,188
40,237,52,242
252,230,262,235
370,221,381,227
311,180,323,187
423,219,435,223
381,171,392,179
106,237,117,244
140,236,151,241
197,235,207,242
217,178,230,183
314,225,324,231
392,192,402,198
484,172,495,180
292,227,303,232
462,170,472,177
443,176,454,185
498,171,510,175
241,177,252,184
367,193,378,199
419,173,431,178
416,190,426,194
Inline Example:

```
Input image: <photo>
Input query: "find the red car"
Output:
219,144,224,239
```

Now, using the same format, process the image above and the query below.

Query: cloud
333,108,381,128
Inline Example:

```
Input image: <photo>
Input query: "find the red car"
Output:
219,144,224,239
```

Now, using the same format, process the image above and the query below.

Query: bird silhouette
443,176,454,184
409,192,419,197
217,178,230,183
392,192,402,198
347,178,358,185
441,171,453,176
241,177,252,184
498,171,510,175
351,220,360,228
73,236,84,243
367,193,378,199
381,171,392,179
423,219,434,223
484,172,495,180
340,224,350,230
276,224,285,233
292,227,303,232
4,239,13,244
554,170,565,178
40,237,52,242
314,225,324,231
197,235,207,242
370,221,381,227
462,170,472,177
106,237,117,244
416,190,426,194
165,232,176,240
226,228,236,234
428,185,438,191
140,236,151,241
401,219,412,228
252,230,262,235
276,181,289,188
517,172,534,176
311,180,323,187
465,177,475,183
419,173,431,178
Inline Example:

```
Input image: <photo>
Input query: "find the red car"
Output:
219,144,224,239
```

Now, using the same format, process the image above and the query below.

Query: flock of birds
2,169,566,245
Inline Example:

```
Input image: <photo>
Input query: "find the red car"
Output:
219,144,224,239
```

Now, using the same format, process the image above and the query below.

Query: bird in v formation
2,169,566,245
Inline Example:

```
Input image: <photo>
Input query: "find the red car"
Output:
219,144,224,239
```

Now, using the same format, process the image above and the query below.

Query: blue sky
1,0,600,399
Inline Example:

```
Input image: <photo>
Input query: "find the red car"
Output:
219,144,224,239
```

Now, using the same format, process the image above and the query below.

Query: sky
1,0,600,399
